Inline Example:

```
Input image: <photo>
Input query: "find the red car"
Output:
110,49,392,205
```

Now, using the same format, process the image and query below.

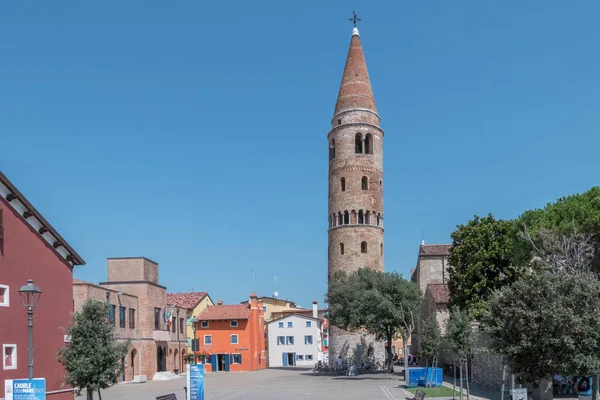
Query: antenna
273,291,279,299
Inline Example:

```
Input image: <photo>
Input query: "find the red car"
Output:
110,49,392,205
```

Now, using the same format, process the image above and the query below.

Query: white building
267,303,323,367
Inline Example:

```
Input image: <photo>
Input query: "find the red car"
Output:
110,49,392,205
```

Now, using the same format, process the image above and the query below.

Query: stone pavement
91,367,417,400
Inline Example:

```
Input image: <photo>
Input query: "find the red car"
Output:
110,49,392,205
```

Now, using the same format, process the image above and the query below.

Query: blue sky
1,1,599,308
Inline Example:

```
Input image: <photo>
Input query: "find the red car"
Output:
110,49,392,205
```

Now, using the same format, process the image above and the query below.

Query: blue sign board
186,364,204,400
4,378,46,400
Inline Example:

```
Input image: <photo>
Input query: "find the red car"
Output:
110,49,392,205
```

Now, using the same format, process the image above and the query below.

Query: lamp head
19,279,42,309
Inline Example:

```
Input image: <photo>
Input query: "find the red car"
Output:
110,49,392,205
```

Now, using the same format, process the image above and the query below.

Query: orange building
194,293,265,372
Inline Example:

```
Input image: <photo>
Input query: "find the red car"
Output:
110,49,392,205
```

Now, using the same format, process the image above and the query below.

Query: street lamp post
190,317,198,362
18,279,42,380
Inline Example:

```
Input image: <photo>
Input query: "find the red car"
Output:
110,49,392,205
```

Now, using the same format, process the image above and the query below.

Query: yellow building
167,292,214,352
241,296,298,322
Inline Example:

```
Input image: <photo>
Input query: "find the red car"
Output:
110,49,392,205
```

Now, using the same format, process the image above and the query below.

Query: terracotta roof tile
166,292,208,310
427,284,450,304
419,244,452,256
197,304,252,321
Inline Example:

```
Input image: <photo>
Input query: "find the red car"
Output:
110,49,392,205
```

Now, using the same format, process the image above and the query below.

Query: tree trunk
593,372,600,400
98,390,102,400
403,337,409,381
453,362,457,399
459,359,464,400
464,360,470,400
386,336,394,373
500,362,507,400
86,389,93,400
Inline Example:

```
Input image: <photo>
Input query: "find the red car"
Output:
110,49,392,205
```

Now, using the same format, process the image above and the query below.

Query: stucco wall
0,198,75,400
267,315,322,367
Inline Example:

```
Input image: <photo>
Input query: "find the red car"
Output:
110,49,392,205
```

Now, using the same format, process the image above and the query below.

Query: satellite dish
273,291,279,298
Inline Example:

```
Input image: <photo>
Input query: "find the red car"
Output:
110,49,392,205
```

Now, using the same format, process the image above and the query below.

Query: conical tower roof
333,27,377,118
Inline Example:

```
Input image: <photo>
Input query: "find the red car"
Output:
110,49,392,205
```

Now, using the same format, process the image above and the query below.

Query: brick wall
106,257,159,284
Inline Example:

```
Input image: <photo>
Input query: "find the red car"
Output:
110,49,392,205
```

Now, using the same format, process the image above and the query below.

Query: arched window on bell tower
355,133,363,154
361,241,368,254
340,243,345,255
365,133,373,155
358,210,364,224
343,211,349,225
362,176,368,190
341,177,346,192
329,139,336,161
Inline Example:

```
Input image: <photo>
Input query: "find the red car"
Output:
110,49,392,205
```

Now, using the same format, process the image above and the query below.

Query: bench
155,394,177,400
414,389,426,400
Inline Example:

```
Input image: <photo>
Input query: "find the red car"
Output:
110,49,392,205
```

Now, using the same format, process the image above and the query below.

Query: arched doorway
157,345,165,372
173,349,178,373
130,349,138,379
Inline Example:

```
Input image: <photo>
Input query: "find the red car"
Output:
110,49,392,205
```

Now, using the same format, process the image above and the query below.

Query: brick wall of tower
328,227,383,278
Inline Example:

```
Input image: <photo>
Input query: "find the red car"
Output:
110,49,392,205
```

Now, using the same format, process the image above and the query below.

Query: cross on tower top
348,10,361,27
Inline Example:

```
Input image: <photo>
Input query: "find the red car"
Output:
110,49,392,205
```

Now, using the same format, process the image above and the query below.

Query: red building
0,171,85,399
194,293,265,372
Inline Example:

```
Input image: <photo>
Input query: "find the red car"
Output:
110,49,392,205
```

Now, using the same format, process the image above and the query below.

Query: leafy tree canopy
420,316,442,362
514,186,600,264
58,299,130,397
484,232,600,387
448,214,520,317
326,269,422,370
445,306,473,360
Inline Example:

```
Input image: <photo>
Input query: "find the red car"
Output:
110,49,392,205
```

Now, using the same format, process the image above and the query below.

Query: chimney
312,300,318,319
217,300,223,306
249,292,258,310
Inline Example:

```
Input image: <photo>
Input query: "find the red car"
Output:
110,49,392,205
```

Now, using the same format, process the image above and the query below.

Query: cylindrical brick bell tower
327,26,386,366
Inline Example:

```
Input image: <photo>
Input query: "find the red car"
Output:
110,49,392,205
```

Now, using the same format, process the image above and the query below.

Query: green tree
448,214,520,318
58,299,130,400
326,269,422,372
421,316,442,387
446,306,473,400
484,232,600,394
514,186,600,266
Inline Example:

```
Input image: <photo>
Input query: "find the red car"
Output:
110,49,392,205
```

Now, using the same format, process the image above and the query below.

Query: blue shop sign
4,378,46,400
186,364,204,400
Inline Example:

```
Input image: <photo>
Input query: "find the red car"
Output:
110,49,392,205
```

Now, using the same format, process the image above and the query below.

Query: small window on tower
343,211,349,225
358,210,364,224
337,119,341,125
361,241,368,254
381,243,383,256
340,243,344,255
341,177,346,192
362,176,368,190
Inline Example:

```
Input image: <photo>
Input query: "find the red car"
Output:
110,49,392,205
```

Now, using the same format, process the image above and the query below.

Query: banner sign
4,378,46,400
186,364,204,400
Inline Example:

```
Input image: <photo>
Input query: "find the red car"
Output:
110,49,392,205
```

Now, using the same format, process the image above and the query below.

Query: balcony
153,329,171,342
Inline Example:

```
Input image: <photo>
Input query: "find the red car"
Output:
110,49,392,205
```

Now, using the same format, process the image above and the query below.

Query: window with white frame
278,322,283,328
286,336,294,345
287,321,293,328
276,336,285,345
204,335,212,345
3,344,17,370
304,335,313,345
230,334,239,344
0,285,8,307
306,354,313,361
297,355,304,361
305,321,311,327
230,320,238,327
201,321,209,328
232,353,242,364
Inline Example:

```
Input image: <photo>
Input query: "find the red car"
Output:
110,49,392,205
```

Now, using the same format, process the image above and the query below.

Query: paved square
96,368,411,400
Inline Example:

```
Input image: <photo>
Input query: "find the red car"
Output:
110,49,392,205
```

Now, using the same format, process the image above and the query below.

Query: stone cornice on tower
333,29,377,120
